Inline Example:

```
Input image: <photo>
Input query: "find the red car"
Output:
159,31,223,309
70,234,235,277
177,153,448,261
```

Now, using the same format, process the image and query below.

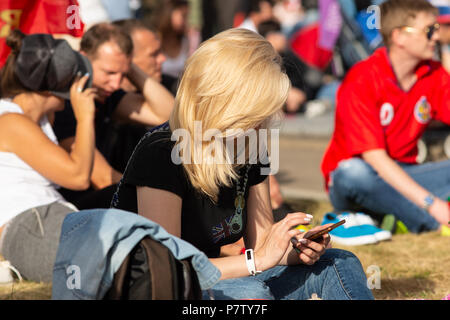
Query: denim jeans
203,249,374,300
329,158,450,233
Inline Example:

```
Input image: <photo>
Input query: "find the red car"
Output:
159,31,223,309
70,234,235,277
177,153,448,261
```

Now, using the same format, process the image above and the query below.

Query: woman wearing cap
0,30,96,283
112,28,373,300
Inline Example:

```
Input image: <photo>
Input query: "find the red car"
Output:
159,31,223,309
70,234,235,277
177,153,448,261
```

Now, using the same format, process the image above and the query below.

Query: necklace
229,165,250,234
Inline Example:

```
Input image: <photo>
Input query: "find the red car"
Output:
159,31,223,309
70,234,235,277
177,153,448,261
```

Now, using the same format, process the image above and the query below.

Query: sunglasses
400,23,440,40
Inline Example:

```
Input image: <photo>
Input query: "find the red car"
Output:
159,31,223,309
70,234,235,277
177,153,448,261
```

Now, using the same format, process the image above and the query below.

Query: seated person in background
53,23,175,209
158,0,192,81
111,28,373,300
113,19,178,95
258,19,307,114
321,0,450,233
0,31,96,282
237,0,275,33
436,4,450,70
258,19,340,118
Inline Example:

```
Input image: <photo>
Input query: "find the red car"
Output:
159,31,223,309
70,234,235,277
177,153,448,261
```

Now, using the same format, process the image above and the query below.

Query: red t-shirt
321,47,450,190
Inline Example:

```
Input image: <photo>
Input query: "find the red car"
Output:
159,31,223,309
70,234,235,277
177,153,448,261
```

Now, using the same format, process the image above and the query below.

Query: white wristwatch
245,249,262,276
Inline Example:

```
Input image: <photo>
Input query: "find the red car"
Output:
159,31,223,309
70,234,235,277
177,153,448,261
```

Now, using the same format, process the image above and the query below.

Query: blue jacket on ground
52,208,221,300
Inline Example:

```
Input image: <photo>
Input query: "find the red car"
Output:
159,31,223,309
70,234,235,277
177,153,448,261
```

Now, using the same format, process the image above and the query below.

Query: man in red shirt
321,0,450,233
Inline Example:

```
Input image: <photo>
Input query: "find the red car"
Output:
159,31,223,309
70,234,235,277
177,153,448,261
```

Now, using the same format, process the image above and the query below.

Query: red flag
0,0,84,67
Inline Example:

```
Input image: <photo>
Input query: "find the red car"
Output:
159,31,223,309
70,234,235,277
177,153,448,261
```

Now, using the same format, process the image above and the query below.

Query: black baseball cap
14,33,92,100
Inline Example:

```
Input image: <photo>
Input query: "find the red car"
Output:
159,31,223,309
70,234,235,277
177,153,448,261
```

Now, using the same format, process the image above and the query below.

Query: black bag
104,236,202,300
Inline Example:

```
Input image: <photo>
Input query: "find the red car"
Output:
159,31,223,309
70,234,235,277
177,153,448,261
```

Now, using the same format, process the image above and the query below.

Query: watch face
425,195,434,205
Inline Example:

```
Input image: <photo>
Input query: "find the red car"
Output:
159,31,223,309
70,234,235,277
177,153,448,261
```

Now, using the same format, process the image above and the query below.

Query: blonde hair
169,28,290,202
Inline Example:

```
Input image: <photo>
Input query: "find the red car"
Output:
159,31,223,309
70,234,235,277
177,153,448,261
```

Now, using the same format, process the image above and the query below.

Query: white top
162,37,190,79
237,18,258,33
0,99,66,227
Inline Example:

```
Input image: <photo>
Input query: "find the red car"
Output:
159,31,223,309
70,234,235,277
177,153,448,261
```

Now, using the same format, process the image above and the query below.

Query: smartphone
290,220,346,251
304,220,346,242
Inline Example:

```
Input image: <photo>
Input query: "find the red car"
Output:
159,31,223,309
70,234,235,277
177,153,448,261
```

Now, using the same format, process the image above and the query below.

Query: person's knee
332,158,376,193
319,249,373,300
323,248,359,263
322,249,365,273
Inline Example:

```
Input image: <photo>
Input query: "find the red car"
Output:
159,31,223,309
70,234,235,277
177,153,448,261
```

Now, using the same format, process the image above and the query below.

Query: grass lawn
1,198,449,300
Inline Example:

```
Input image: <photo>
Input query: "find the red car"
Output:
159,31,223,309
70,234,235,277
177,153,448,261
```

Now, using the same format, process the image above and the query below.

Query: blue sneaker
353,212,392,242
321,213,379,246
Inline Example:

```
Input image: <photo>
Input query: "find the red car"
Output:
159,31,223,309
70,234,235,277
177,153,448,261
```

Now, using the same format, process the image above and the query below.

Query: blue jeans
203,249,374,300
329,158,450,233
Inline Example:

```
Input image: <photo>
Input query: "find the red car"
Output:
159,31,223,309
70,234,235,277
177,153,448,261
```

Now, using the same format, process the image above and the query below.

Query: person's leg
257,248,373,300
0,202,75,282
328,158,440,232
202,276,275,300
203,249,373,300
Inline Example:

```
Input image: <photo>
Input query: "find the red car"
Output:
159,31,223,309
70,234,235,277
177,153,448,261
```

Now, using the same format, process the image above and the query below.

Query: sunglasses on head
400,23,440,40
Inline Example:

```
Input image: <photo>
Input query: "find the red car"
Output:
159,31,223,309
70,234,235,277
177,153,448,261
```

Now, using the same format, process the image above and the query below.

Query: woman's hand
292,224,332,265
70,73,96,123
254,212,312,271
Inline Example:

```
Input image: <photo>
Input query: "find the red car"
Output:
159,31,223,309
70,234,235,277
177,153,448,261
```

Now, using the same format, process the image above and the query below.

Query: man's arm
362,149,450,225
114,63,175,126
90,149,123,189
59,137,122,190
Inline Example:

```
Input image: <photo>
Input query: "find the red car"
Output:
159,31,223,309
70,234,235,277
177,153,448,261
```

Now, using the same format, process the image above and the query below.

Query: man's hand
428,197,450,227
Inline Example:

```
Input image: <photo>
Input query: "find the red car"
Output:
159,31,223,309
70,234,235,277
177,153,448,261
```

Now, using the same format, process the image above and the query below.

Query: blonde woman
112,28,373,300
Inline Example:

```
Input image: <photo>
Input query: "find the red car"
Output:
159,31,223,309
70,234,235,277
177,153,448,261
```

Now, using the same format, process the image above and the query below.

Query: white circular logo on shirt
380,103,394,126
414,96,431,124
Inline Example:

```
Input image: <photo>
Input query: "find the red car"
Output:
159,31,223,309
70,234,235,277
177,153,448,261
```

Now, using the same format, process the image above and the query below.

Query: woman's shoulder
0,111,34,133
126,123,179,169
122,123,189,196
139,123,174,150
0,113,41,152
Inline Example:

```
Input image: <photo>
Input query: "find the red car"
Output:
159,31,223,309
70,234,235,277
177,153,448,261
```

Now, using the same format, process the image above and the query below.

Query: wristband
245,249,262,276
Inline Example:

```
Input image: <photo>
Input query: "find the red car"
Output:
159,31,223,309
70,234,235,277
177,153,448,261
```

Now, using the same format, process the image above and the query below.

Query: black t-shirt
111,123,270,258
53,89,127,152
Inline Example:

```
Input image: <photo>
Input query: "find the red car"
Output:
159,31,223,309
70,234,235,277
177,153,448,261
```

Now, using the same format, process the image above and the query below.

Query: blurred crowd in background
71,0,450,120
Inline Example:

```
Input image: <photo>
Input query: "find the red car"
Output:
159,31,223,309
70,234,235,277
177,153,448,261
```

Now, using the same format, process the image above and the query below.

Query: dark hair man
53,23,174,207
